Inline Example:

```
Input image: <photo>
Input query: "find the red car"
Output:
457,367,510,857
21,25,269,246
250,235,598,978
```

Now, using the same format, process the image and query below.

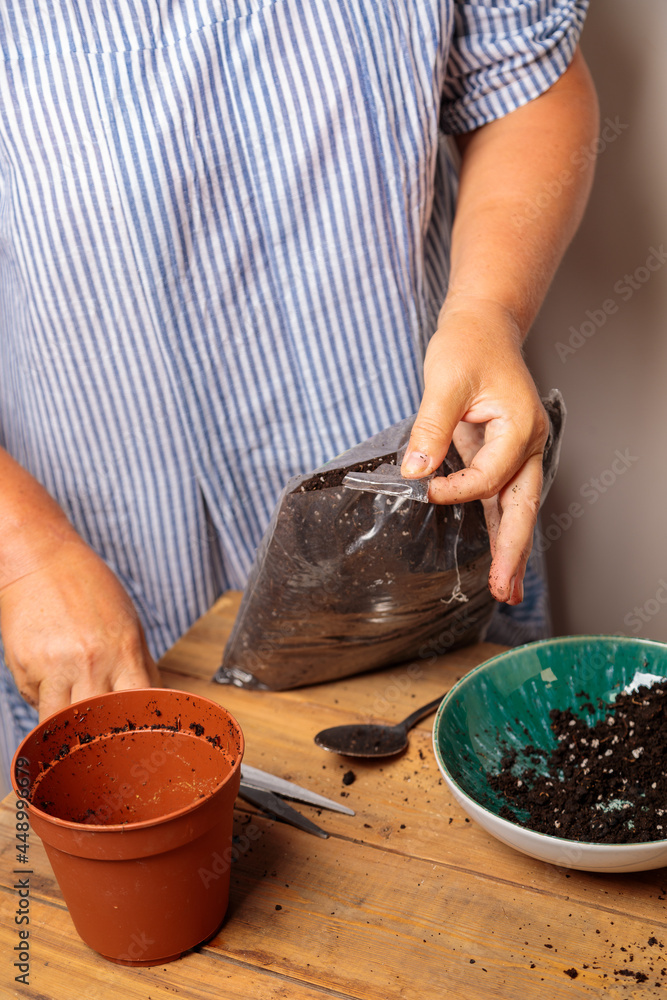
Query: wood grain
2,592,666,999
2,800,666,1000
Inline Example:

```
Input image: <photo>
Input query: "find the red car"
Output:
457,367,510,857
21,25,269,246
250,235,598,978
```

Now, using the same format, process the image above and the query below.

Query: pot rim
12,687,244,835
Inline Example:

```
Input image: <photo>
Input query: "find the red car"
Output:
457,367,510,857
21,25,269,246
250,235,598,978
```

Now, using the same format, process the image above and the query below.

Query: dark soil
489,682,667,843
218,443,494,689
296,456,395,493
218,398,564,692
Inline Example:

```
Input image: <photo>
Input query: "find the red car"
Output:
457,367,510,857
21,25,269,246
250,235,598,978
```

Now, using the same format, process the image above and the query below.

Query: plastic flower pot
11,688,244,965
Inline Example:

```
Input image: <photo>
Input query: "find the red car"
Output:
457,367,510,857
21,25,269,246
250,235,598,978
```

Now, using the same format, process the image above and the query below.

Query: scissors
238,764,354,839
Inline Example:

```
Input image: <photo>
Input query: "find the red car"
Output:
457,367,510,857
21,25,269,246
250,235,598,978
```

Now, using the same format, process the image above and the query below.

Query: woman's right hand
0,536,159,721
0,448,158,721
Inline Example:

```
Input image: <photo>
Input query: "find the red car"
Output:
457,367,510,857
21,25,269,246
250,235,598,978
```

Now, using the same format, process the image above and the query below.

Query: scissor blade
240,764,355,816
238,784,329,839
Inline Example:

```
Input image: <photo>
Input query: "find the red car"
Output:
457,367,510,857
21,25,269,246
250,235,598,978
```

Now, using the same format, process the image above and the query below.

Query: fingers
142,653,162,689
67,633,158,711
450,421,502,559
428,439,543,603
37,673,78,723
35,656,158,723
478,494,502,560
427,409,544,502
399,302,550,605
416,409,547,604
486,454,543,603
0,536,161,727
36,654,158,723
109,645,161,694
401,368,469,478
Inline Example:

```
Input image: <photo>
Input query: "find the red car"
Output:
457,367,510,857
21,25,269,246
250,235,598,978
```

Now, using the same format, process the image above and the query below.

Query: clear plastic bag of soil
214,390,565,690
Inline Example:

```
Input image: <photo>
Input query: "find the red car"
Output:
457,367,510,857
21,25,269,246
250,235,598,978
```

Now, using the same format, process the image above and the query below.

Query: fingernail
508,575,517,602
402,451,430,477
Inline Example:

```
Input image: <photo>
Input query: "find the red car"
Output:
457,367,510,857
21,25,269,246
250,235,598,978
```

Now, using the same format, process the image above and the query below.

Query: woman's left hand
400,297,549,605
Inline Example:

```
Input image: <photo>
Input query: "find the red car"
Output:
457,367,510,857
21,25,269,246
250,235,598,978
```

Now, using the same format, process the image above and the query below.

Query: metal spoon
314,695,445,758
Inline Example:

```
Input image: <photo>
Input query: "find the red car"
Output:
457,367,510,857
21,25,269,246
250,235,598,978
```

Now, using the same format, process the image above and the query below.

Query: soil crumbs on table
489,682,667,843
518,921,667,991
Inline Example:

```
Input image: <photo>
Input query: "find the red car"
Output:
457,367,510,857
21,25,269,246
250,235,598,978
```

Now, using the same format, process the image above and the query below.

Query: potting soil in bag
215,390,565,690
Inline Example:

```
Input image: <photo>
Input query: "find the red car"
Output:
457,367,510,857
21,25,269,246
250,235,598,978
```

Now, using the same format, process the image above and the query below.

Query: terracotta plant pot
12,688,244,965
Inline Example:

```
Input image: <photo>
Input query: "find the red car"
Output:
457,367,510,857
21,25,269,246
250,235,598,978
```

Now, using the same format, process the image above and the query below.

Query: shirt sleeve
441,0,590,134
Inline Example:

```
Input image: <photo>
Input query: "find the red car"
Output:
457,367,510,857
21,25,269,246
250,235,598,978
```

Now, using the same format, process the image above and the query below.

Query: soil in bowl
489,682,667,844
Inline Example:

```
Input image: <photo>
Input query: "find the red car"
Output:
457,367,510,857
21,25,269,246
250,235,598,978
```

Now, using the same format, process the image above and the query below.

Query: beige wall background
525,1,667,640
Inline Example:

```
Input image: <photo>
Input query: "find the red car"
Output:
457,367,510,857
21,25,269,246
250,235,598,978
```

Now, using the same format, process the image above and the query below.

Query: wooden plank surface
2,799,666,1000
2,593,667,999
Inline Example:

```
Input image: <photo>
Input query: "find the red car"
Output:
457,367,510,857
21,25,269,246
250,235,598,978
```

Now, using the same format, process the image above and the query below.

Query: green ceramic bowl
433,635,667,872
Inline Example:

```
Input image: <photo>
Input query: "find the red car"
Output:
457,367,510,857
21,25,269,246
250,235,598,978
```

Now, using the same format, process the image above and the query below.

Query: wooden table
2,593,666,999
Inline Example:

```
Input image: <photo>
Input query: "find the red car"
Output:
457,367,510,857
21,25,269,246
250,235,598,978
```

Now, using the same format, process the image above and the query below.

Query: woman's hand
0,530,159,722
401,298,548,605
400,48,598,604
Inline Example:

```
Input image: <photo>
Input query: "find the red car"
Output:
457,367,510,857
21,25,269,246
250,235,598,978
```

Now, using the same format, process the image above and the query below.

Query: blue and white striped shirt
0,0,588,782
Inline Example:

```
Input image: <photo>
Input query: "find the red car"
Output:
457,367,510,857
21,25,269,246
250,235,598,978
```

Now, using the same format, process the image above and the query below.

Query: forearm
403,49,598,600
444,47,599,338
0,447,77,591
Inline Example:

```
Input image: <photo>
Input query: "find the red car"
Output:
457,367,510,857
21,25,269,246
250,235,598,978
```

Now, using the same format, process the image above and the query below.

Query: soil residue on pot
28,701,238,827
488,682,667,843
14,690,244,966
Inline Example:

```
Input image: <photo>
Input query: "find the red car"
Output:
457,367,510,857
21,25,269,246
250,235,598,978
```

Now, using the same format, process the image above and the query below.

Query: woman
0,0,598,790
